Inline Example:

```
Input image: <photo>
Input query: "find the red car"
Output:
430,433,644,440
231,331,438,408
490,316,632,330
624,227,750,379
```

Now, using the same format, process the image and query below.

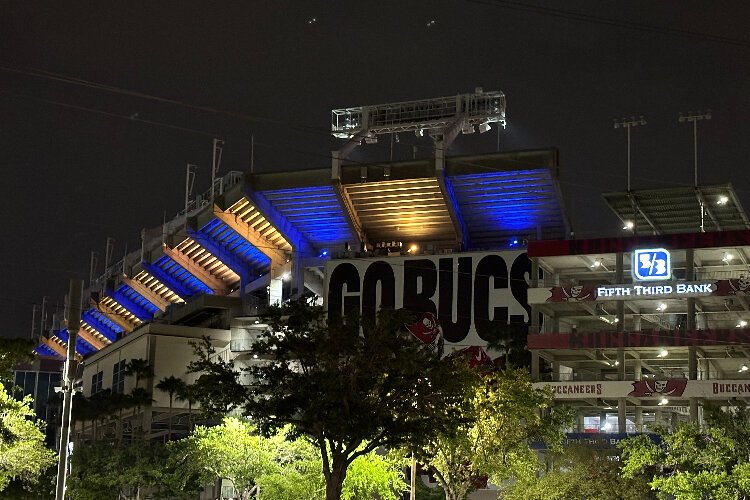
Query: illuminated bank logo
633,248,670,281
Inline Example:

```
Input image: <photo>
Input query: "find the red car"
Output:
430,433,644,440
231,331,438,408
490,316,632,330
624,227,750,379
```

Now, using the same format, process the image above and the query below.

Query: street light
678,110,711,187
614,116,647,192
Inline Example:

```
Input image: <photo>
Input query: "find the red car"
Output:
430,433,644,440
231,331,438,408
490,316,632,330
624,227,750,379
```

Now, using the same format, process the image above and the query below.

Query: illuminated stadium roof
603,184,750,235
36,148,569,359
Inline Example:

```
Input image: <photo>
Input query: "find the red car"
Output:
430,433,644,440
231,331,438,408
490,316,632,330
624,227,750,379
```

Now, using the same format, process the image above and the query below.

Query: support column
671,411,680,430
616,252,625,329
634,359,642,380
689,399,699,424
635,407,643,432
701,358,710,380
618,399,627,433
269,278,283,306
655,408,663,427
531,352,540,381
577,413,585,433
617,348,625,380
291,252,305,300
531,258,540,334
686,249,696,330
688,346,698,380
553,360,561,382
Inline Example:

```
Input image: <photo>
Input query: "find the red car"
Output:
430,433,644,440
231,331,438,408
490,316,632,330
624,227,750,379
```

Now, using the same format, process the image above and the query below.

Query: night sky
1,1,748,338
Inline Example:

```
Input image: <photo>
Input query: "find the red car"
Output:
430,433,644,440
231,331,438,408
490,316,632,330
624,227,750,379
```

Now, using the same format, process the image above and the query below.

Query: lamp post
613,116,647,192
678,110,712,187
55,279,83,500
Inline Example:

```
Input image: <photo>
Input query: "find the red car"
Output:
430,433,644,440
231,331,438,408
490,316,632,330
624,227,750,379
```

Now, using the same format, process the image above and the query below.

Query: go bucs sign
324,251,533,348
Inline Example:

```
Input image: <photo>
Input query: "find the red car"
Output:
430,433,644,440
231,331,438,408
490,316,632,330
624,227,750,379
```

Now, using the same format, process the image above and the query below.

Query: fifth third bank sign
632,248,671,281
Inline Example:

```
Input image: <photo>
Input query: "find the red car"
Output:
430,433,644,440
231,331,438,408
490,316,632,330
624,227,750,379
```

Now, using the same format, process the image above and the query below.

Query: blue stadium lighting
447,169,565,246
509,237,520,248
109,285,158,321
55,329,97,356
35,343,60,358
192,219,271,280
152,256,214,296
260,186,355,246
319,249,329,258
82,309,122,341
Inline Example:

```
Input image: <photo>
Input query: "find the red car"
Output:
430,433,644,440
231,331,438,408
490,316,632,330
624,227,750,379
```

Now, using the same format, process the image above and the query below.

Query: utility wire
467,0,750,48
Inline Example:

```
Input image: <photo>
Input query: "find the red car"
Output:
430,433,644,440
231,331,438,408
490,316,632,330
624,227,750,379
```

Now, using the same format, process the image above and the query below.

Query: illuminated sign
325,251,532,348
632,248,670,281
528,280,717,304
595,282,715,300
535,380,750,400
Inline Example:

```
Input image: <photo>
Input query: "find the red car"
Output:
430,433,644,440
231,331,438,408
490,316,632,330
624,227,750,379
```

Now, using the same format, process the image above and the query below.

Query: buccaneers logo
404,312,444,358
548,285,595,302
628,379,687,397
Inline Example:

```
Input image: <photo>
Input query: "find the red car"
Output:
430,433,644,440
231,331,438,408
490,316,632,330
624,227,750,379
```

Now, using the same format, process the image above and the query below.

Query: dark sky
1,1,749,337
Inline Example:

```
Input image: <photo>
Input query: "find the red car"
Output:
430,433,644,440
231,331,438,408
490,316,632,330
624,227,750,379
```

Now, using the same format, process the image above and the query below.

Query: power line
467,0,750,48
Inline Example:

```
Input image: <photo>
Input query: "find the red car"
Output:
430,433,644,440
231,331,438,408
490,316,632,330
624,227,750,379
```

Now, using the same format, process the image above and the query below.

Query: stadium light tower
613,116,647,192
678,110,711,187
331,88,506,161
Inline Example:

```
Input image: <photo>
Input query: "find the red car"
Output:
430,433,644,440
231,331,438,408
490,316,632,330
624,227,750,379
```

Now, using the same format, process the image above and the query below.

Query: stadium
21,91,750,493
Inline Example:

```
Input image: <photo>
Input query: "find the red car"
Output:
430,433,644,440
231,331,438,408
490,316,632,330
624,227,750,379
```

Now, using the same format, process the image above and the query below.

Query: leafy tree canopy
419,367,574,500
0,338,35,382
506,444,653,500
189,298,470,499
619,416,750,499
67,438,198,500
170,417,407,500
0,382,57,493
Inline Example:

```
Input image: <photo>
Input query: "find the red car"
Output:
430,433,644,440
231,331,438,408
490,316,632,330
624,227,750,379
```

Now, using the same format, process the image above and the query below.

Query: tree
155,376,186,440
419,367,574,500
0,338,35,382
341,449,407,500
169,417,275,500
66,438,198,500
170,417,408,500
505,444,654,500
124,358,154,389
189,298,470,500
175,382,199,432
255,427,326,500
0,382,57,493
619,420,750,499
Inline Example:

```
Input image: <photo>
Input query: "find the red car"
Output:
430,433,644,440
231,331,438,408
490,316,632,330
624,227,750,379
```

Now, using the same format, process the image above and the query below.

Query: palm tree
155,376,186,440
129,387,153,438
124,358,154,389
176,382,199,433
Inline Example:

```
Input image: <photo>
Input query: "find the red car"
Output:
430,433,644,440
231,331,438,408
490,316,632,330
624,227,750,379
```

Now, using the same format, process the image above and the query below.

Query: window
112,360,126,394
91,371,103,395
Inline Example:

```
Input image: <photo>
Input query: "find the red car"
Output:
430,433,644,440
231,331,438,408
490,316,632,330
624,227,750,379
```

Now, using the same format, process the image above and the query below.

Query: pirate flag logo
628,379,688,398
547,285,595,302
715,275,750,296
404,312,444,358
453,346,494,368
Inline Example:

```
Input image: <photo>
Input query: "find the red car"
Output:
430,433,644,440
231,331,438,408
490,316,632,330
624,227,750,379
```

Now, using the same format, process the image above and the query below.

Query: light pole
55,279,83,500
613,116,647,192
678,110,712,187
